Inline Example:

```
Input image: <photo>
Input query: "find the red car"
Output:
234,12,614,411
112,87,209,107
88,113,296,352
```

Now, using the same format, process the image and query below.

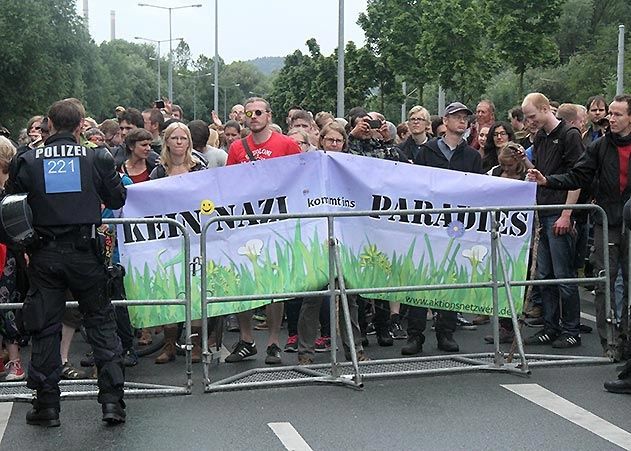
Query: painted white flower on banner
238,239,264,259
462,245,488,266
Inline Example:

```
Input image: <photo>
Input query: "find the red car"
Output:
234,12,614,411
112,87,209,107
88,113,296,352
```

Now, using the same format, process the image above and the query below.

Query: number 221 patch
44,157,81,193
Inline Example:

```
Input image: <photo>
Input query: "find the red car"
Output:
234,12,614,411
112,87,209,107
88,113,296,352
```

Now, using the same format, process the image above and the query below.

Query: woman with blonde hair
149,123,206,363
150,122,205,179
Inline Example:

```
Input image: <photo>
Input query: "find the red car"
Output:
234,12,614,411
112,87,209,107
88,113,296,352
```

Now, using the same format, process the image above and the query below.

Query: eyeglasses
408,117,427,123
323,137,344,145
245,109,269,118
494,131,508,137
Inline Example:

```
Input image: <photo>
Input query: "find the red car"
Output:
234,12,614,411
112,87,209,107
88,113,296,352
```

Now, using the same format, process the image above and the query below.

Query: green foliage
0,0,91,132
486,0,562,97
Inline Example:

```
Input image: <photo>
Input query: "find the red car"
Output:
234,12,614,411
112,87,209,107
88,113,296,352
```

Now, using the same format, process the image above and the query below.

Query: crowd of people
1,89,631,422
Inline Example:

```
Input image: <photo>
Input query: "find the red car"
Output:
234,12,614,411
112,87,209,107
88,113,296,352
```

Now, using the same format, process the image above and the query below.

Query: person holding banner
224,97,300,365
403,102,484,355
149,122,207,364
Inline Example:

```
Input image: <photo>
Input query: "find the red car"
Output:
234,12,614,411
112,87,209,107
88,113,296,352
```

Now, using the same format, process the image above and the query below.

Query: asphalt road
1,292,630,451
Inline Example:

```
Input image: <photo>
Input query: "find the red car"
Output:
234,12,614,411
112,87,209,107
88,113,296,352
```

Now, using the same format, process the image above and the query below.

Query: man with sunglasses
225,97,300,365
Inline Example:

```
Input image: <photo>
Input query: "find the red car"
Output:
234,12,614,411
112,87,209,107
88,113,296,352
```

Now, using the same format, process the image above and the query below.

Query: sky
76,0,368,63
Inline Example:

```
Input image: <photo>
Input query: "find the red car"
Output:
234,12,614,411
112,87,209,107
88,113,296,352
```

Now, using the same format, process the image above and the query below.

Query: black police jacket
7,132,126,236
413,137,483,174
546,132,631,227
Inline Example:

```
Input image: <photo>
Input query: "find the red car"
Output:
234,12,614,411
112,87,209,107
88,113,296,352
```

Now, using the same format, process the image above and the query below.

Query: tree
358,0,428,104
486,0,562,98
0,0,92,132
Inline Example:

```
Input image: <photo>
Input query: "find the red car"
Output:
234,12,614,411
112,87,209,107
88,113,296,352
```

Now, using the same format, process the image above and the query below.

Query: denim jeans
593,224,628,348
536,214,580,336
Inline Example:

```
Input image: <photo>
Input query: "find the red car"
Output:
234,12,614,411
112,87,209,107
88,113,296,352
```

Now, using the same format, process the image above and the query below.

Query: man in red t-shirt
226,98,300,165
225,97,300,365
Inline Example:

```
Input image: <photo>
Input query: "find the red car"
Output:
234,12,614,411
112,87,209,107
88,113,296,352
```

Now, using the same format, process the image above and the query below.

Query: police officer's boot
26,400,60,428
155,326,178,364
102,400,126,425
191,326,203,363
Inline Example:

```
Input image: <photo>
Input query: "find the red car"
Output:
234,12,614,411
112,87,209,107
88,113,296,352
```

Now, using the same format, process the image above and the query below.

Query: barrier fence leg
602,225,614,358
200,284,211,388
491,215,504,367
496,244,529,373
331,237,362,386
327,217,340,378
183,241,193,393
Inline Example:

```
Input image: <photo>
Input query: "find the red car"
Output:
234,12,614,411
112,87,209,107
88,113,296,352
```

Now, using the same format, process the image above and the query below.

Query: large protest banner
119,151,536,328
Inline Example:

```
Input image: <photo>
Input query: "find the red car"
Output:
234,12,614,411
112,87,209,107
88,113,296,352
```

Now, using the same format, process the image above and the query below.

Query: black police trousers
23,242,124,410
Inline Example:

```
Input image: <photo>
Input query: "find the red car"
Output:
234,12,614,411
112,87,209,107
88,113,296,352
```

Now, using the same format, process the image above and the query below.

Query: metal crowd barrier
0,217,193,402
201,204,612,393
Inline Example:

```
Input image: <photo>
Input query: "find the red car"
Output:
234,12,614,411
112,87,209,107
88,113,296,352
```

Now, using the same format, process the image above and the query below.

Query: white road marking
0,403,13,444
268,422,313,451
581,312,597,323
502,384,631,450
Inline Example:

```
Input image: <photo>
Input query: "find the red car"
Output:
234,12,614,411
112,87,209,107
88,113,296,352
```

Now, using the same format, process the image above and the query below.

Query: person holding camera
346,109,406,162
6,98,127,427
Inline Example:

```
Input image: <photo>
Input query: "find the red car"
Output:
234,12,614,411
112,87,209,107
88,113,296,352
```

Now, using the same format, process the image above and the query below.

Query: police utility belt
38,225,97,251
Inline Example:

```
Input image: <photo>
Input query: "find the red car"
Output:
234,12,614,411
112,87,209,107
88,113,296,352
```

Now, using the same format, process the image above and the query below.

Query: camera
154,100,165,109
367,119,382,129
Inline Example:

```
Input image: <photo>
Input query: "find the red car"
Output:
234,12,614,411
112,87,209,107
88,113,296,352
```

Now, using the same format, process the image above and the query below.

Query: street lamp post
180,73,212,120
212,83,240,122
135,36,183,99
138,3,202,102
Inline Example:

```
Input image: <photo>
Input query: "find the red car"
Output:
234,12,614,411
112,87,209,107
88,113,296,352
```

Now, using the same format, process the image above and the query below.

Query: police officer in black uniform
6,99,127,427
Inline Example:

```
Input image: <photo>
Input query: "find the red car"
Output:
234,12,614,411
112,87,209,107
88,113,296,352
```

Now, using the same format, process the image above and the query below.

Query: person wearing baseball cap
400,101,483,356
444,102,473,116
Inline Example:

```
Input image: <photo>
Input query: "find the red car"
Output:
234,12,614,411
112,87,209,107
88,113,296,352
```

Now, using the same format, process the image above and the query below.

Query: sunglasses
245,109,269,118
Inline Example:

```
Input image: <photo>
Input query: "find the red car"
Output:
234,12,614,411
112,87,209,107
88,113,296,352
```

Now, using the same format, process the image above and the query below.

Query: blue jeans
536,215,580,336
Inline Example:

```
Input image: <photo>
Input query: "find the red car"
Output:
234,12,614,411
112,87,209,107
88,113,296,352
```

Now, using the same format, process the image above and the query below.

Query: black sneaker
123,349,138,367
226,315,240,332
376,328,393,347
366,322,376,335
456,313,477,330
524,329,558,345
389,314,408,340
551,333,581,349
265,344,282,364
225,340,257,363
